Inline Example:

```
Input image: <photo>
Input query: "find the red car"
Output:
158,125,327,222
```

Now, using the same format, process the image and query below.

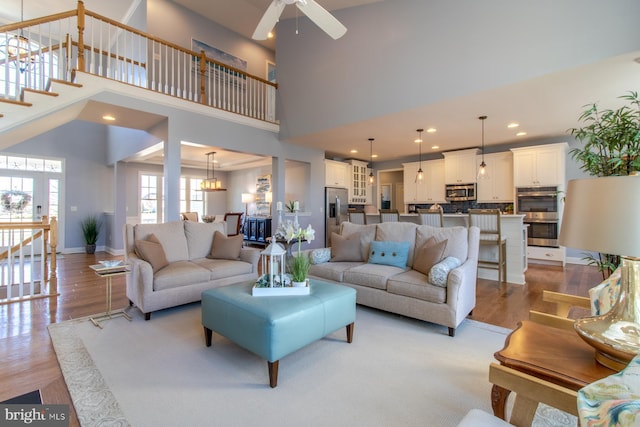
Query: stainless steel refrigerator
325,187,349,247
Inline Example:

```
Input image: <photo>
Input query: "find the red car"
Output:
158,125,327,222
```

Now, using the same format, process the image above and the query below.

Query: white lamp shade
559,176,640,258
242,193,255,203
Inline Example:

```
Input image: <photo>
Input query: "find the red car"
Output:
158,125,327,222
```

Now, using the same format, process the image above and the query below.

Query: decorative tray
252,275,310,296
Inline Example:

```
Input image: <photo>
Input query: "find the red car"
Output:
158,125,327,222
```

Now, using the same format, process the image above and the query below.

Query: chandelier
3,0,39,73
200,152,227,192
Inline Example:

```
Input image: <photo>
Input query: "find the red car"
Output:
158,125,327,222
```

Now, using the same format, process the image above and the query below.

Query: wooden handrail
0,230,43,261
0,10,77,33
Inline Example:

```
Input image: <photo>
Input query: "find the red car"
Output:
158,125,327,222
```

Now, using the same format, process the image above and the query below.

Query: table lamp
242,193,254,217
559,175,640,370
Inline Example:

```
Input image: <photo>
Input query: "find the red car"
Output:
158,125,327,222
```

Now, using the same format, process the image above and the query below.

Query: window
140,174,204,224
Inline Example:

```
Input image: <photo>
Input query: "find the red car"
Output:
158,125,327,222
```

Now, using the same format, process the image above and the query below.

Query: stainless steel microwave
445,183,476,201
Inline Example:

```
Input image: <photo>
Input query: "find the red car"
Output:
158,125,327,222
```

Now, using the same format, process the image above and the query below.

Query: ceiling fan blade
297,0,347,40
252,0,287,40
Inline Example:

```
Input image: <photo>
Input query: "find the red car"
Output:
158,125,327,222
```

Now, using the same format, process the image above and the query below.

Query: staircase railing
0,0,277,122
0,216,58,305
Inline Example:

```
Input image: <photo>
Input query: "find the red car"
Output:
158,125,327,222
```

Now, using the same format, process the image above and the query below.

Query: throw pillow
208,231,243,260
135,234,169,273
331,232,363,262
428,256,462,287
310,248,331,264
413,237,448,276
368,240,410,269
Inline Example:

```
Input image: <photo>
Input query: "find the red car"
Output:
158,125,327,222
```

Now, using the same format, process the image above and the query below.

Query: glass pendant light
477,116,489,180
415,129,424,182
368,138,375,184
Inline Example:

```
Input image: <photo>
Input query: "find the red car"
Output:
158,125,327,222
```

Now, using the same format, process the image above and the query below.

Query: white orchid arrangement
278,221,315,283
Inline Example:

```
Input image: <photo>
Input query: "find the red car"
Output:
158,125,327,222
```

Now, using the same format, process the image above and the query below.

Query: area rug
49,304,575,427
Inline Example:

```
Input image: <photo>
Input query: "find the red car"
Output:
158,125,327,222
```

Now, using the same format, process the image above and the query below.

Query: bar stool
348,211,367,225
468,209,507,283
416,208,444,227
379,209,400,223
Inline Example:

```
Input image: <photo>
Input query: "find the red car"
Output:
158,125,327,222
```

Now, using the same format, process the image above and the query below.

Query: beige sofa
309,222,480,336
124,221,260,320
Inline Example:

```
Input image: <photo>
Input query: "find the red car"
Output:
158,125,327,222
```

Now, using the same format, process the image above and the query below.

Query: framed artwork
255,174,271,216
191,38,247,71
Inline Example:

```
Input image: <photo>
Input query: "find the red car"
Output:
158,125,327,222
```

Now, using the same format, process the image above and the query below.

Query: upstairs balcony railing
0,0,277,122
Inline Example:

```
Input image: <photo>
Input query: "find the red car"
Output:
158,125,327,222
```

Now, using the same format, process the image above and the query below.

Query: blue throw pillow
368,241,410,268
428,257,462,287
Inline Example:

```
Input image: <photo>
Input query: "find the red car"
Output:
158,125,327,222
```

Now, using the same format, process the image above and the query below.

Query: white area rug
49,304,576,427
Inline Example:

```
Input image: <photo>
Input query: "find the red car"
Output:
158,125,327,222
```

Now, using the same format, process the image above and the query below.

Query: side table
492,320,615,421
89,264,132,328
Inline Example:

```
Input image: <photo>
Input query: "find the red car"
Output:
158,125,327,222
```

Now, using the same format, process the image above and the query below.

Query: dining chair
348,211,367,225
468,209,507,283
181,212,199,222
416,208,444,227
379,209,400,223
223,212,244,236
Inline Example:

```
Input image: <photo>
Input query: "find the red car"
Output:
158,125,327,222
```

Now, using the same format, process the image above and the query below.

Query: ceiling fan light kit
253,0,347,41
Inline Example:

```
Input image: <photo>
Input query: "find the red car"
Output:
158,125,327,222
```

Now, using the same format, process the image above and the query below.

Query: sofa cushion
343,263,406,290
153,261,210,291
339,222,376,261
375,222,418,268
208,231,243,260
192,258,254,279
331,232,363,262
429,256,462,287
368,240,410,268
134,234,169,273
185,221,226,259
134,221,189,262
413,237,447,276
387,270,447,304
309,262,360,282
416,225,468,263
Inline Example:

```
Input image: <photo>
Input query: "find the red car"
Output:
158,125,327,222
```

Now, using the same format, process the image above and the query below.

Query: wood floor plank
0,252,602,426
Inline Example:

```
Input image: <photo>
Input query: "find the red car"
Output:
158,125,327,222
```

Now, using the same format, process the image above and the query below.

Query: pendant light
368,138,375,184
415,129,424,182
200,151,227,191
477,116,489,180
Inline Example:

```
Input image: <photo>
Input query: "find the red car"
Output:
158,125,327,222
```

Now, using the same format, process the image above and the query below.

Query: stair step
49,78,83,89
0,98,32,108
20,88,59,102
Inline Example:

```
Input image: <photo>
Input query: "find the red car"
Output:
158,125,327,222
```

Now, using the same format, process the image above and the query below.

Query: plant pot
85,244,96,254
292,280,307,287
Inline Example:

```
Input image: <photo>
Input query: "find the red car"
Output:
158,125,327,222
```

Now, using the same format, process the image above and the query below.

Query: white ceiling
2,1,640,169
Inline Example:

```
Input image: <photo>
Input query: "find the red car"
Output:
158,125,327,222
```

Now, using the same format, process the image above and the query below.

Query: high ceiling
2,1,639,169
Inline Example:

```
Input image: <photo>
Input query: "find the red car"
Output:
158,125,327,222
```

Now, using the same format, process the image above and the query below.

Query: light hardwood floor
0,253,602,426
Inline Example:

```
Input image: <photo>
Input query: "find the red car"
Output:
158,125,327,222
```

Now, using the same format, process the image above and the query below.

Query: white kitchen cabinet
403,159,445,203
348,160,369,204
324,159,348,188
511,143,568,187
443,149,480,184
476,152,514,202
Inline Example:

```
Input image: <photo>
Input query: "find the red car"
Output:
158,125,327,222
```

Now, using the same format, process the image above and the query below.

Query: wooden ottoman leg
346,322,354,343
204,327,213,347
268,360,279,388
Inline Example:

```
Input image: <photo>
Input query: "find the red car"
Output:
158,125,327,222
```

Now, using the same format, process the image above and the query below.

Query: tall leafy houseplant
568,91,640,277
81,215,102,254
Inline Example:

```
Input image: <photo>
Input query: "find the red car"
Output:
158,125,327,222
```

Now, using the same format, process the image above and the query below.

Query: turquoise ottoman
201,279,356,388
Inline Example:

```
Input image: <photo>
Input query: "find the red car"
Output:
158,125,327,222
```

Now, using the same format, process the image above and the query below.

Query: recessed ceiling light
102,115,116,121
431,145,439,150
507,122,519,128
516,131,527,136
426,128,436,133
350,149,358,153
372,154,378,158
268,31,274,39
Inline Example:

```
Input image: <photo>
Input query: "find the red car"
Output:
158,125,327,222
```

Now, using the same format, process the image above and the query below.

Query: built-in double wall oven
516,186,560,247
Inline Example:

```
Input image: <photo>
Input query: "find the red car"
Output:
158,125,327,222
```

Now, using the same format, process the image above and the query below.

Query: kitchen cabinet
403,159,445,203
243,217,272,246
443,149,480,184
324,159,349,188
476,152,514,202
511,143,568,187
348,160,370,204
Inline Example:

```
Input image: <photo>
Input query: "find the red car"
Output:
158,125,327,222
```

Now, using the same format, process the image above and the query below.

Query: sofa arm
445,257,478,312
125,253,154,308
239,247,260,272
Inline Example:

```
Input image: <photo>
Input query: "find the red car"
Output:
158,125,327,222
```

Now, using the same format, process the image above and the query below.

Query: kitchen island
363,213,527,285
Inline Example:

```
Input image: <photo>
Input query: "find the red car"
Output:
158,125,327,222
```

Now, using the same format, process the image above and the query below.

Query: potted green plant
284,223,315,286
568,91,640,277
81,215,102,254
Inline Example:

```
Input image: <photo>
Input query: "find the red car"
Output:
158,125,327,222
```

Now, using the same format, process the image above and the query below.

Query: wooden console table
492,320,615,420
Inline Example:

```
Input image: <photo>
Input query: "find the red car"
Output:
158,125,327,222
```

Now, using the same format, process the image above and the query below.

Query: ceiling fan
252,0,347,41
